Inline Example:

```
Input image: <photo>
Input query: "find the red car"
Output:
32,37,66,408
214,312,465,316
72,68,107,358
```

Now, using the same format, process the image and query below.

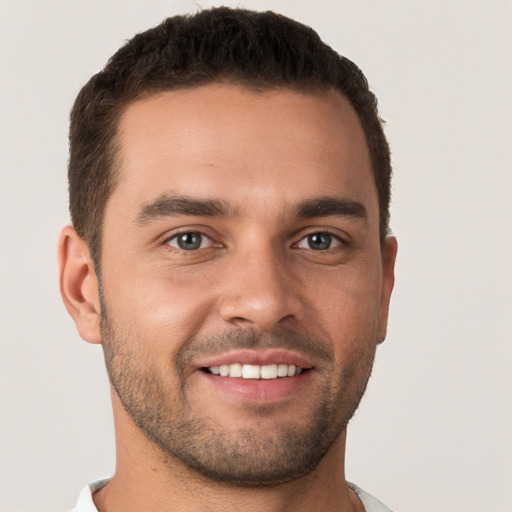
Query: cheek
302,263,383,359
102,266,216,353
306,261,382,322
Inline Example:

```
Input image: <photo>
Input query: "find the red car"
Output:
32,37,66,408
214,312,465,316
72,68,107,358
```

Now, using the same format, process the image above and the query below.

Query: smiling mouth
203,363,305,380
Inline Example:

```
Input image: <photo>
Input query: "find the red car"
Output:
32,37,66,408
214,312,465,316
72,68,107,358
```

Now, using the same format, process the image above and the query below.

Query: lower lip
198,370,311,403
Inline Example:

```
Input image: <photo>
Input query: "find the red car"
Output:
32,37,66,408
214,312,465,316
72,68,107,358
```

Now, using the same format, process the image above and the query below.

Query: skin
59,83,397,512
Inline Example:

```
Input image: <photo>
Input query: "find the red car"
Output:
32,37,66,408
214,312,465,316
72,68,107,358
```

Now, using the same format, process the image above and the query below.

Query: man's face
98,84,395,485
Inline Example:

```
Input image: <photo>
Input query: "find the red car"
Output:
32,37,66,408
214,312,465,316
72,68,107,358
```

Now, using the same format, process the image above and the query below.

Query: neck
94,393,362,512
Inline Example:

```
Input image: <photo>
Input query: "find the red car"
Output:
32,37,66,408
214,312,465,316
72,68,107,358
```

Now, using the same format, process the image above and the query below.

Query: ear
377,235,398,343
58,226,102,344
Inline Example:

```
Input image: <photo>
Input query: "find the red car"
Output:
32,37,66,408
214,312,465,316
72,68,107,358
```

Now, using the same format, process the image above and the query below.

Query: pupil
309,233,331,250
178,232,201,250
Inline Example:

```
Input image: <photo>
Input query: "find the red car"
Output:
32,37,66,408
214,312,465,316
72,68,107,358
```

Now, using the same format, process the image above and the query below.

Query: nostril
219,283,304,331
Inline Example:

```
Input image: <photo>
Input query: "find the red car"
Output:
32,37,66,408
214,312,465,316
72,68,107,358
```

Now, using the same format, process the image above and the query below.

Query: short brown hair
69,7,392,263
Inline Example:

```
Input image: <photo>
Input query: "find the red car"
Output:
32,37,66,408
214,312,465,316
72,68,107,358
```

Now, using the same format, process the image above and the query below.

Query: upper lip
197,349,314,370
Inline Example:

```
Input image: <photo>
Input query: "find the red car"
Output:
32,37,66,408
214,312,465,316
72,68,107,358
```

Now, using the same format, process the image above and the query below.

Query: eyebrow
134,194,367,226
134,194,237,226
293,197,368,221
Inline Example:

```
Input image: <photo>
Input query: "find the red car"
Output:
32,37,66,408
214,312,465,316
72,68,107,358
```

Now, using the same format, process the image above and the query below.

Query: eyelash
164,231,217,251
163,228,348,252
294,229,346,250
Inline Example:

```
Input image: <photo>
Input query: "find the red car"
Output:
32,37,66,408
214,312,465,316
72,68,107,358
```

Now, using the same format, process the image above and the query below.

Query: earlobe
58,226,102,344
377,235,398,343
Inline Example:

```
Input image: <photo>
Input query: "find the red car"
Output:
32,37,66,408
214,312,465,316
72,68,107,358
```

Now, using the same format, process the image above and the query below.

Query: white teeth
242,364,261,379
208,363,304,379
261,364,278,379
277,364,289,377
229,363,242,378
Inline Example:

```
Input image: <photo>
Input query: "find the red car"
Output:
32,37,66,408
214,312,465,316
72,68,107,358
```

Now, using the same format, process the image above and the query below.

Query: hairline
91,79,386,268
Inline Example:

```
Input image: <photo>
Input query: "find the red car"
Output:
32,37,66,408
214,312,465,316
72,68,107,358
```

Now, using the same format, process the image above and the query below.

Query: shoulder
348,482,394,512
67,478,110,512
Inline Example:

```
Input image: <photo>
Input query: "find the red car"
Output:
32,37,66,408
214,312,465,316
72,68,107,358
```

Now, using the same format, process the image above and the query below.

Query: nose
219,246,304,332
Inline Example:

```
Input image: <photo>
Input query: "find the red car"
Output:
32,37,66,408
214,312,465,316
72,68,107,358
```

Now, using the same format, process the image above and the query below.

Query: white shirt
69,479,393,512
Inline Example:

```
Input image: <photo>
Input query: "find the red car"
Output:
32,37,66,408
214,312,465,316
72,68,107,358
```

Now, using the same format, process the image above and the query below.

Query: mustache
178,328,334,367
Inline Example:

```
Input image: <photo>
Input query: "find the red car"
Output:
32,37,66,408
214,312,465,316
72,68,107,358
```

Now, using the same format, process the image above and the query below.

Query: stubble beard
100,309,376,487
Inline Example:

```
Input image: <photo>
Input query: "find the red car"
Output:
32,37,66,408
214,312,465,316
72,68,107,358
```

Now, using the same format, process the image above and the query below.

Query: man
58,7,397,512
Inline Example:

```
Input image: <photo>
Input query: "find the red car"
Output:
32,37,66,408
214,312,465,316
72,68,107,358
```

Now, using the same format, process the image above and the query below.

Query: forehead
109,83,376,222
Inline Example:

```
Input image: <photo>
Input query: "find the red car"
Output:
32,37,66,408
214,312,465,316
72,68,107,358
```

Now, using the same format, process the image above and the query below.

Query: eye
296,232,341,251
166,232,212,251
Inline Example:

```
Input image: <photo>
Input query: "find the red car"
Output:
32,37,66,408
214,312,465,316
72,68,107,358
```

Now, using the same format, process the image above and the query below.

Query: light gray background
1,1,511,511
